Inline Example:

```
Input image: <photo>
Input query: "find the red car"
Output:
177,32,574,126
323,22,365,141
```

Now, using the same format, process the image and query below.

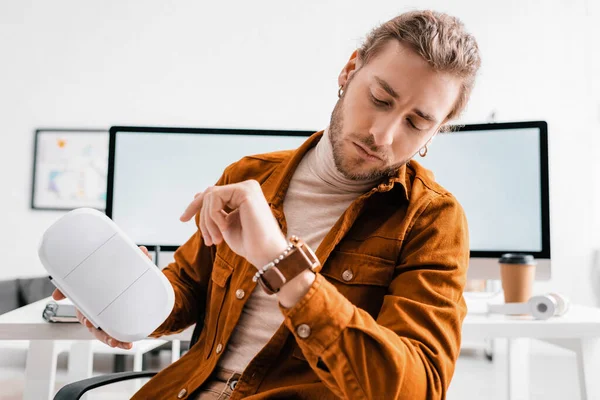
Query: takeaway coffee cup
499,253,537,303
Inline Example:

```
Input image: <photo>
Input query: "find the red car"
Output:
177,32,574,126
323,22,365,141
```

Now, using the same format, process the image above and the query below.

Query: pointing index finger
180,192,205,222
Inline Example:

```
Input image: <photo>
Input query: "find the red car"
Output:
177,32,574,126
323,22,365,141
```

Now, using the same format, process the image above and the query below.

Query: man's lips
352,141,382,161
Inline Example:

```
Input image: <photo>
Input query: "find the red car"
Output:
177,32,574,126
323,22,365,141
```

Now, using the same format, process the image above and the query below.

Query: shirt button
177,388,187,398
235,289,245,299
342,269,354,281
296,324,311,339
216,343,223,354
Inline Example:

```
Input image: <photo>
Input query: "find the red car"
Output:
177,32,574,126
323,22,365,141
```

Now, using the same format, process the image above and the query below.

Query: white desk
0,297,193,400
2,298,599,400
463,304,600,400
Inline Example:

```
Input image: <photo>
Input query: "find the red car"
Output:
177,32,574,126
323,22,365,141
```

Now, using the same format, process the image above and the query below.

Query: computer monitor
107,122,551,280
417,121,550,280
106,126,313,252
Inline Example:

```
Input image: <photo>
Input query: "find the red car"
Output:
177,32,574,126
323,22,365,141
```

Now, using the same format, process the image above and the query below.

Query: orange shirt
133,131,469,400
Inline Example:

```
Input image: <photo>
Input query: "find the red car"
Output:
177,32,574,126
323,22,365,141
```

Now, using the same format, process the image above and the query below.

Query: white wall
1,1,599,305
587,0,600,306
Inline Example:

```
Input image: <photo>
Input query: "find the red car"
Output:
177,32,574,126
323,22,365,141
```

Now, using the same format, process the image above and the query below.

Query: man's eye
370,94,390,108
406,118,423,131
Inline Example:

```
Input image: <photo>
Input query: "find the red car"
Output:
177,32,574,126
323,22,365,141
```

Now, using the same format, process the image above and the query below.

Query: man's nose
371,116,400,147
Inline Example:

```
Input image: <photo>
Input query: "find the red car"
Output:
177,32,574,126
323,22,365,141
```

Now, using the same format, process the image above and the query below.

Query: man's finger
209,207,229,234
75,309,132,349
83,317,94,329
180,192,205,222
222,208,240,230
92,328,113,347
52,289,65,301
199,201,213,246
205,191,225,244
204,214,221,244
139,246,152,260
76,309,85,325
89,324,131,348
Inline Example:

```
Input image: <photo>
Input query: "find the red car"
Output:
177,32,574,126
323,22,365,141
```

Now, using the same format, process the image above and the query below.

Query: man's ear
338,50,362,88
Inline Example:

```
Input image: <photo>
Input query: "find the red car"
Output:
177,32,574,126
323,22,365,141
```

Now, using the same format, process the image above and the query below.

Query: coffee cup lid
499,253,536,265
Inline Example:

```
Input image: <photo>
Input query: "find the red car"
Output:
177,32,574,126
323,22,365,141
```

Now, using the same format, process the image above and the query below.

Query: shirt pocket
204,255,234,359
320,250,395,318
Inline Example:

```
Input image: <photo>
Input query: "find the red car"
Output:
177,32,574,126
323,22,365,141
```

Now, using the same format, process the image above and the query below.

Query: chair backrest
0,279,19,315
17,276,55,306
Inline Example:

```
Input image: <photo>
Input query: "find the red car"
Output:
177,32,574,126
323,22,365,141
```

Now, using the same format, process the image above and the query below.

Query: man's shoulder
221,149,294,184
244,149,293,164
406,159,457,202
405,160,467,230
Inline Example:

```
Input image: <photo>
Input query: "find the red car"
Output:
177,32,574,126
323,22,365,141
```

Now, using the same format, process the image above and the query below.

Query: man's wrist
277,269,316,308
251,236,289,269
253,235,319,306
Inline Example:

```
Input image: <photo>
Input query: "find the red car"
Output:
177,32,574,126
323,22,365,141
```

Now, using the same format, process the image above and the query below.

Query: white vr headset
487,293,570,320
38,208,175,342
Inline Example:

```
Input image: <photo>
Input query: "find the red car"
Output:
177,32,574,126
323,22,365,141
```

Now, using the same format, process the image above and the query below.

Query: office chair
54,312,204,400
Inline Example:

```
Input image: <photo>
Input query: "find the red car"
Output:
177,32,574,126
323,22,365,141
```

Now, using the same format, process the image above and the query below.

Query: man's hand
180,180,288,268
50,246,154,350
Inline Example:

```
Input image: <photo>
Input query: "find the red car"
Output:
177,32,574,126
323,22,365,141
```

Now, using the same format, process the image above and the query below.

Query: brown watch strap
258,237,319,294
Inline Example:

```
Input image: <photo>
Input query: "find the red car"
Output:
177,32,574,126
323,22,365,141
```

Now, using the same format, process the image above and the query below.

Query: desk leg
575,338,600,400
508,338,530,400
24,340,59,400
67,341,94,400
68,341,94,380
171,339,181,363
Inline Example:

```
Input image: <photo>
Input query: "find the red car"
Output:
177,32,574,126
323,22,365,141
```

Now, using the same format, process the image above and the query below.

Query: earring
338,85,344,98
419,145,428,157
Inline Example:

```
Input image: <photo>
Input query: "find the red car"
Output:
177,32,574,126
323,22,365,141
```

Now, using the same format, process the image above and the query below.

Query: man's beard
328,92,408,181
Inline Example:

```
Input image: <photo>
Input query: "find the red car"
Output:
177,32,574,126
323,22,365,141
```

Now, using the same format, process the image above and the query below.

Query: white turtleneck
217,128,381,373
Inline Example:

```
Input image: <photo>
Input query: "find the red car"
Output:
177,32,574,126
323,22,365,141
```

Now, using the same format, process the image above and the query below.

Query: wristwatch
254,236,320,295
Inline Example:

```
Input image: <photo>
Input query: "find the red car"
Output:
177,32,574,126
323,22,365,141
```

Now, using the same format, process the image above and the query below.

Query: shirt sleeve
279,193,469,400
149,213,216,338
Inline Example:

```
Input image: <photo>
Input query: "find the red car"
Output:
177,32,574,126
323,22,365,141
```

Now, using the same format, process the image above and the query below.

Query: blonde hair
358,10,481,123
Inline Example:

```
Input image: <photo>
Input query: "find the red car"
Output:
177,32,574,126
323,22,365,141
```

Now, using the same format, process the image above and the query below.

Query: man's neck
306,127,382,194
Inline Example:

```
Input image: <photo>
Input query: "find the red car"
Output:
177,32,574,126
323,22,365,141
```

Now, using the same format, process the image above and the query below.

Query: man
54,9,481,399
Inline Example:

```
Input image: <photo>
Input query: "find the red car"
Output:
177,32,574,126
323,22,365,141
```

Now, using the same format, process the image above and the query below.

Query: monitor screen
107,122,550,279
417,121,550,260
107,127,312,248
